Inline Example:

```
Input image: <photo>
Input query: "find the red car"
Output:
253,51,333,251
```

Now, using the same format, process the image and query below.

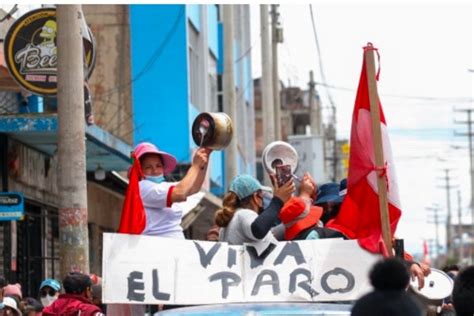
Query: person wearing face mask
120,142,212,238
42,272,103,316
38,278,61,308
215,174,294,245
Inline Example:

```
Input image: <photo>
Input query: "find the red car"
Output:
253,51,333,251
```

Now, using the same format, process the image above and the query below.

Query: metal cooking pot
409,268,453,306
192,112,233,150
262,141,299,174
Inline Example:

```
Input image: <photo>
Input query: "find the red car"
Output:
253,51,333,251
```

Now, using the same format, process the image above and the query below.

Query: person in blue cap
38,278,61,308
315,179,347,225
215,174,295,246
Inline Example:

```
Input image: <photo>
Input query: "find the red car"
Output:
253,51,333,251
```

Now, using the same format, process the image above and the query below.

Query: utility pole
426,205,442,259
454,108,474,261
309,71,321,136
271,5,282,140
57,5,89,276
438,169,455,259
260,5,274,147
223,5,238,188
457,190,464,262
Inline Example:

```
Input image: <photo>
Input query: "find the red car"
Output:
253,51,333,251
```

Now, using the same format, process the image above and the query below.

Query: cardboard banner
102,233,380,305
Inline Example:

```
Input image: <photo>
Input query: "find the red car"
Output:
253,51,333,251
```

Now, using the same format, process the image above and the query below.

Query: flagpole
364,43,393,256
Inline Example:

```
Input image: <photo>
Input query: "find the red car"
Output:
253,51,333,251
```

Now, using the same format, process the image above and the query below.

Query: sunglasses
40,288,57,297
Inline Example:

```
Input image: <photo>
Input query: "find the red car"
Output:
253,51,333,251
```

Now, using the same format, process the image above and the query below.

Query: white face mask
40,294,57,307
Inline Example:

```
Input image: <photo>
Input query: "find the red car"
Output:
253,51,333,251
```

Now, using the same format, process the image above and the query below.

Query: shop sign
3,8,96,96
0,192,24,221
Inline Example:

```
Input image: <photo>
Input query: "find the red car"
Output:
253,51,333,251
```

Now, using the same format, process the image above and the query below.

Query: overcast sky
251,3,473,258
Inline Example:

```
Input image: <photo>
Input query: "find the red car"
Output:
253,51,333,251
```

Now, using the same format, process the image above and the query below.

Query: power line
234,29,261,64
93,6,184,101
437,168,457,259
308,5,336,115
315,81,473,103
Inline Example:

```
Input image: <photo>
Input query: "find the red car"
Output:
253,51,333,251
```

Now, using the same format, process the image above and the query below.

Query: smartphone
275,164,292,187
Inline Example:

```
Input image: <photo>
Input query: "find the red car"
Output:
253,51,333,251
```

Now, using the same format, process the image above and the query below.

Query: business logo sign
0,192,24,221
3,8,96,96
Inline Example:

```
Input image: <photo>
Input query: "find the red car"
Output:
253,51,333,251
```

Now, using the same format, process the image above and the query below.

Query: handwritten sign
102,233,380,305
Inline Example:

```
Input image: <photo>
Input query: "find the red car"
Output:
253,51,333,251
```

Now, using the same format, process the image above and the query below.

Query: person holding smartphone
215,174,294,246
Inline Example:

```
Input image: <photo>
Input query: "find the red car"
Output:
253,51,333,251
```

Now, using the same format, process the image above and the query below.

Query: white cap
3,297,21,315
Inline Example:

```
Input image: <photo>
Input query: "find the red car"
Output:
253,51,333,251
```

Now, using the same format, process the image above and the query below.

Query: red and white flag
326,44,401,255
117,153,146,234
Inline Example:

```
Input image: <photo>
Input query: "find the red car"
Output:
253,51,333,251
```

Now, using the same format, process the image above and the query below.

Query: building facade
0,4,255,295
0,5,134,296
129,4,255,196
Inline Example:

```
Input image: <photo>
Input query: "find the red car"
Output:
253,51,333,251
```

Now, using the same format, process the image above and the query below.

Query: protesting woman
118,142,212,238
215,174,294,245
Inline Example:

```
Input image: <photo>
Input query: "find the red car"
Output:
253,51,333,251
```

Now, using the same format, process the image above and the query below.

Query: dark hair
91,284,102,300
214,191,256,227
351,258,423,316
369,258,410,291
24,297,43,312
63,272,92,295
139,153,164,167
452,265,474,316
319,202,341,224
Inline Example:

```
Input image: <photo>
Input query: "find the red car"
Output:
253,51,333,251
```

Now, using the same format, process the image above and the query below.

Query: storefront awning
0,113,132,171
180,190,222,230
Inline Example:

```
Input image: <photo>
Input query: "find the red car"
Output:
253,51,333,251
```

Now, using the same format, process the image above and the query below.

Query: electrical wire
315,82,474,103
93,6,184,100
309,4,337,121
0,4,17,22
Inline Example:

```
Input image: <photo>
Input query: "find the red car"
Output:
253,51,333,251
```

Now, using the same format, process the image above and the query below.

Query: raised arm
171,147,212,203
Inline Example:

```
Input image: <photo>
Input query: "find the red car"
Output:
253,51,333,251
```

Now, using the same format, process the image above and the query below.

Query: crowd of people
0,272,104,315
1,140,473,315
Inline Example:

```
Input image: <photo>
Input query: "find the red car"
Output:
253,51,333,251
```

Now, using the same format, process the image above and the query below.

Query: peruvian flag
118,154,146,234
326,43,401,255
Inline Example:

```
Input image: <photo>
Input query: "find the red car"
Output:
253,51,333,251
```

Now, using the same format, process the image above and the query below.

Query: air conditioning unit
288,134,327,184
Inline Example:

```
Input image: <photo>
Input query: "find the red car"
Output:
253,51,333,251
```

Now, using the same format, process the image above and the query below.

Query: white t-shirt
139,179,184,239
219,208,277,252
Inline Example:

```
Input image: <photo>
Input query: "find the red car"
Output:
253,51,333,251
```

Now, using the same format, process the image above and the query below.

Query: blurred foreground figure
452,265,474,316
351,258,423,316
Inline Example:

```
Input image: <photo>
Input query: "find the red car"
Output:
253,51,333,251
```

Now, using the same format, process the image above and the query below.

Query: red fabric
118,155,146,234
42,294,103,316
166,185,175,208
279,197,323,241
326,44,401,255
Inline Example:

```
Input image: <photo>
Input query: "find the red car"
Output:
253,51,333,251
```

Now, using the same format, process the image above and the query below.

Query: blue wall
210,151,224,195
207,5,219,59
18,95,43,113
217,23,224,75
130,5,191,162
244,56,252,103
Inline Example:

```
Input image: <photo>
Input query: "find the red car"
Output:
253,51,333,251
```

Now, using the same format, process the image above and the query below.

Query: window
188,23,202,110
16,203,59,297
208,57,218,112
